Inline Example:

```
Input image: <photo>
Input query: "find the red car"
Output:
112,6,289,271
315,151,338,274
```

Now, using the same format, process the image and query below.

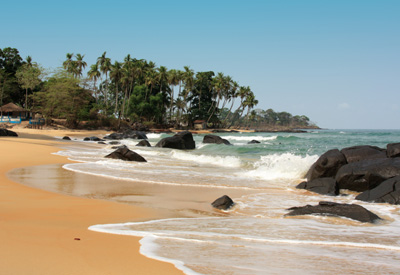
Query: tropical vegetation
0,47,317,130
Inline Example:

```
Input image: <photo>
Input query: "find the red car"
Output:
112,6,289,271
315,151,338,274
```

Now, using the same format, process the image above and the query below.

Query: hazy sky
2,0,399,129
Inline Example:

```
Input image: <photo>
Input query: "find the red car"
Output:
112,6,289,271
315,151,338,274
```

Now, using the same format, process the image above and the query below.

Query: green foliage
0,47,24,105
31,69,93,128
16,63,44,109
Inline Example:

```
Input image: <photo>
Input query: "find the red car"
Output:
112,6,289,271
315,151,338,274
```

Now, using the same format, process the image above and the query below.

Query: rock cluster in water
297,143,400,205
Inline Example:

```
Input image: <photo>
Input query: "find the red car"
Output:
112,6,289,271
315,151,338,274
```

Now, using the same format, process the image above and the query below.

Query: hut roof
0,103,27,112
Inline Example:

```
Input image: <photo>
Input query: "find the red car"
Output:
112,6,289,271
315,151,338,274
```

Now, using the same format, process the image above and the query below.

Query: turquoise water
54,129,400,274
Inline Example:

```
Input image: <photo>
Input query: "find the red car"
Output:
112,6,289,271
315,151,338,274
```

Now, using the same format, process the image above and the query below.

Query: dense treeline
0,47,316,129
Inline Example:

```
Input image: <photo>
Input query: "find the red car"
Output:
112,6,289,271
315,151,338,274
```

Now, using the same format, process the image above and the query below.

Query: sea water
55,130,400,274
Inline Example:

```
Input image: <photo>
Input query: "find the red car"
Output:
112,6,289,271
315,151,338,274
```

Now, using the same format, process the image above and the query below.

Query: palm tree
97,52,112,106
182,66,194,111
243,91,258,128
207,72,225,124
110,61,123,115
26,56,33,67
63,53,75,75
168,69,180,121
75,53,87,78
87,64,101,102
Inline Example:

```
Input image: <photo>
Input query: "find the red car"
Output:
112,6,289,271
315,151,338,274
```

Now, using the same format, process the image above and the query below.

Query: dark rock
306,149,347,181
248,140,261,144
285,201,381,223
211,195,235,210
0,128,18,137
62,136,71,140
155,131,195,150
335,158,400,192
296,178,339,196
98,141,106,144
105,147,147,162
111,145,128,150
84,136,104,142
104,130,147,140
356,176,400,204
203,134,231,145
108,141,120,145
340,145,386,163
387,143,400,158
136,140,151,147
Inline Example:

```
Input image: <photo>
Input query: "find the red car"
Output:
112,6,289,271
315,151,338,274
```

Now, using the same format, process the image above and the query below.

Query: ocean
23,130,400,274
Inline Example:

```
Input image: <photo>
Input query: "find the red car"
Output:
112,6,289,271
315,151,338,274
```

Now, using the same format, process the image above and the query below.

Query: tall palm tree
110,61,123,114
182,66,194,111
63,53,75,75
207,72,225,124
75,53,87,78
87,64,101,102
168,69,180,121
223,80,239,126
26,56,33,67
97,52,112,106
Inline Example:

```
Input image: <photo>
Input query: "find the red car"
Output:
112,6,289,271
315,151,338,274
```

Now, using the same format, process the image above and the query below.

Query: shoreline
0,132,184,275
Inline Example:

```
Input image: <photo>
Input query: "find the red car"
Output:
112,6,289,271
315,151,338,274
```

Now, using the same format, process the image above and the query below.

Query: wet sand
1,129,257,274
0,130,184,275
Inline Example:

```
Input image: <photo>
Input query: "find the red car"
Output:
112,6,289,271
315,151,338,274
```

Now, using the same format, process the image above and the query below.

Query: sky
1,0,399,129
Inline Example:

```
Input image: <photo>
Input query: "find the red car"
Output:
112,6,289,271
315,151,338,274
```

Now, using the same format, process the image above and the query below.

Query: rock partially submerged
84,136,104,142
156,131,195,150
285,201,381,223
356,176,400,204
248,140,261,144
306,149,347,181
136,140,151,147
62,136,71,140
105,147,147,162
0,128,18,137
211,195,235,210
296,178,338,196
104,130,147,140
203,134,231,145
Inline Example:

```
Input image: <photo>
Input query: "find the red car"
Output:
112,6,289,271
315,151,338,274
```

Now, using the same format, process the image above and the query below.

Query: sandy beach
0,129,184,275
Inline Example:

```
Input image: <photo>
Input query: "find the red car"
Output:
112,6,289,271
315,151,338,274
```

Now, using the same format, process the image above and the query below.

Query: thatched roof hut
0,103,27,113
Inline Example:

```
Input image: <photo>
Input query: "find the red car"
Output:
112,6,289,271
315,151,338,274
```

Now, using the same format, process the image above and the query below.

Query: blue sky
2,0,399,129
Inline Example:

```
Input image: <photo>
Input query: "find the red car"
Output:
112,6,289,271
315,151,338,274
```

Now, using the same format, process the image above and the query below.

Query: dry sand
0,129,184,275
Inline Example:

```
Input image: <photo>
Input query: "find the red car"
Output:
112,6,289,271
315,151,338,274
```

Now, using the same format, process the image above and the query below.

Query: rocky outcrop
211,195,235,210
356,176,400,204
340,145,386,163
296,178,338,196
387,143,400,158
104,130,148,140
285,201,381,223
203,134,231,145
0,128,18,137
301,143,400,202
136,140,151,147
335,158,400,192
155,131,195,150
62,136,71,140
306,149,347,181
105,147,147,162
248,140,261,144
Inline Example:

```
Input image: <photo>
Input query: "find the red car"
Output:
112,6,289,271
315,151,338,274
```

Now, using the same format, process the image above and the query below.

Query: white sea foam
223,135,278,142
170,151,242,168
239,153,318,182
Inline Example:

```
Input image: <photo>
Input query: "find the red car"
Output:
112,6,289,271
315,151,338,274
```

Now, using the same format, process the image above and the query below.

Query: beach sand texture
0,131,183,275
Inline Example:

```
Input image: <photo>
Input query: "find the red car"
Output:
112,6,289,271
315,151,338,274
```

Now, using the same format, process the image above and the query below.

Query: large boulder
105,147,147,162
211,195,235,210
285,201,381,223
335,158,400,192
387,143,400,158
104,130,148,140
136,140,151,147
203,134,231,145
155,131,195,150
340,145,386,163
62,136,71,140
306,149,347,181
356,176,400,204
0,128,18,137
296,178,338,196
